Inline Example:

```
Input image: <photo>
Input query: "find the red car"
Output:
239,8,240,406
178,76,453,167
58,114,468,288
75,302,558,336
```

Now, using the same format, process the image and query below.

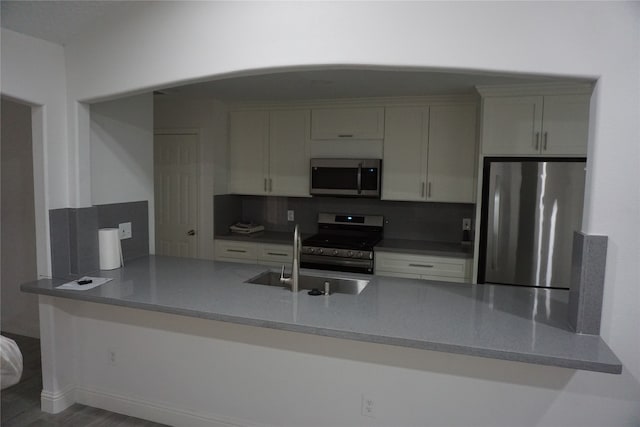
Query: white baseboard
41,385,76,413
75,386,271,427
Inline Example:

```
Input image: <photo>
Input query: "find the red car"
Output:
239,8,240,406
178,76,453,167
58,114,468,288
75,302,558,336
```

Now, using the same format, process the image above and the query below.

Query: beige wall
1,97,39,337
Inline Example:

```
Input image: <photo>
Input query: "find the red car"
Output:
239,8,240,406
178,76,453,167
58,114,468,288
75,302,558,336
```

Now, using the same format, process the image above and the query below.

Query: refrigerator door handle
491,175,501,271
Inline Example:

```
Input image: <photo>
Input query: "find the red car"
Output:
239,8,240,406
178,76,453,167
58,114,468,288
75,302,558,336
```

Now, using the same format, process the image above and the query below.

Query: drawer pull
267,252,288,256
337,134,354,138
227,249,247,253
409,263,434,268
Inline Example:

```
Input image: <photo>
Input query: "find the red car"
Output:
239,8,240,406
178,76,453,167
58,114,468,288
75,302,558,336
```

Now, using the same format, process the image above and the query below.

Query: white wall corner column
38,296,77,413
68,100,93,208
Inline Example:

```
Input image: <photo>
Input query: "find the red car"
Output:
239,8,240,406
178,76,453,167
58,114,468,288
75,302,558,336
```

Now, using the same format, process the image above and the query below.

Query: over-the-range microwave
310,158,382,198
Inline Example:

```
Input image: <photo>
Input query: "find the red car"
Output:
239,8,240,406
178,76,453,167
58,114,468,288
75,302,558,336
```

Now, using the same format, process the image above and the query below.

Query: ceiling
159,68,583,102
0,0,132,46
2,1,590,102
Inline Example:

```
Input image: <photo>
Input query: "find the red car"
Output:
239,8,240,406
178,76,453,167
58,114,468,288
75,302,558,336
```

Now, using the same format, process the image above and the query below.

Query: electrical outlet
361,394,376,418
107,348,117,366
462,218,472,231
287,210,295,222
118,222,132,239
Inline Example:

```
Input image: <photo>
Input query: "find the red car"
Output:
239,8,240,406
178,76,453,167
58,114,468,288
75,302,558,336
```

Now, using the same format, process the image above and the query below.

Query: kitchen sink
245,271,369,295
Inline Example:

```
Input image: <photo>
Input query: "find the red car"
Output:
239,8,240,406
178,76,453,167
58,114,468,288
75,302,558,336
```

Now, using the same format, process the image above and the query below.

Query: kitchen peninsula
22,256,622,404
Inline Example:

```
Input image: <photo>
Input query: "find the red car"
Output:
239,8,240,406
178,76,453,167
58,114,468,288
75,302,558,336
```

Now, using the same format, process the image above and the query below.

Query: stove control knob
357,251,363,258
308,248,315,254
332,249,339,256
318,248,324,254
347,251,353,257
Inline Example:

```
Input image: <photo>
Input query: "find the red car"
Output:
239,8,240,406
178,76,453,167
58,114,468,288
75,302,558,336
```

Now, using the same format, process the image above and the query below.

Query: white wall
0,29,69,277
153,96,229,259
1,98,39,337
90,93,155,253
14,1,640,425
49,298,640,427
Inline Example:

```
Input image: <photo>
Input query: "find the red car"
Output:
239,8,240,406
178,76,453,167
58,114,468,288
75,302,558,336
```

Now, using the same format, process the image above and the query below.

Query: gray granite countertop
21,256,621,374
375,239,473,258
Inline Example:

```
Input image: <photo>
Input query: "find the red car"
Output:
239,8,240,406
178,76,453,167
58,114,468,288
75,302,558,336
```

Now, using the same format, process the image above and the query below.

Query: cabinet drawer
214,240,258,261
258,244,293,264
375,251,469,279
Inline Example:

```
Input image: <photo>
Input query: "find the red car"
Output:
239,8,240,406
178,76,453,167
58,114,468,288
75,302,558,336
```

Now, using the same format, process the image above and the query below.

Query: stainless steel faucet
280,224,301,292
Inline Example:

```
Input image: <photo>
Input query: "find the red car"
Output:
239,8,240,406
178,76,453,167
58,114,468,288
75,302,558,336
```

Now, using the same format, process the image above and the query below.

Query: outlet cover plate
118,222,132,239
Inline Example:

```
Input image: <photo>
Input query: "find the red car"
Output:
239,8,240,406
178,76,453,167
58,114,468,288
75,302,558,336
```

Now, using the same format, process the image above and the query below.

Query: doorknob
187,229,196,236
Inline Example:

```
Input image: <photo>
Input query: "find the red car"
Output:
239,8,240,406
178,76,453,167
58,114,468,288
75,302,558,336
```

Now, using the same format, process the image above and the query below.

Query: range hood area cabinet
382,103,478,203
228,109,311,197
480,93,590,156
311,107,385,140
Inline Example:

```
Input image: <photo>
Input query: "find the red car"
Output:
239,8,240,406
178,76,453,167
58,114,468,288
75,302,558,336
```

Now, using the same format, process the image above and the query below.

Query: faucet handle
280,264,290,284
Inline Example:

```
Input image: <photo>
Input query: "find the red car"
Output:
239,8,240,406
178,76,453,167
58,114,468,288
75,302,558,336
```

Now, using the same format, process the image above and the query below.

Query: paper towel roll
99,228,122,270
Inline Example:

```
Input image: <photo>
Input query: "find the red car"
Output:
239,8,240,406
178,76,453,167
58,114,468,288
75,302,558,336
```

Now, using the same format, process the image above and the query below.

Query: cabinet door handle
227,249,247,253
543,132,548,151
409,263,434,268
264,178,267,192
534,132,540,150
267,252,288,257
421,182,425,197
338,134,354,138
427,182,432,198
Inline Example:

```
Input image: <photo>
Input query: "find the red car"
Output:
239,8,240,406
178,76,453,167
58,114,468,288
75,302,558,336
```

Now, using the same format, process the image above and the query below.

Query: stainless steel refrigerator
479,158,586,289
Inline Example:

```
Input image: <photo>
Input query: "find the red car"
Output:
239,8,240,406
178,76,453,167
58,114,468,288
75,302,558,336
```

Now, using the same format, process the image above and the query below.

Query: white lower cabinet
375,251,472,283
258,244,294,267
214,239,292,267
214,240,259,264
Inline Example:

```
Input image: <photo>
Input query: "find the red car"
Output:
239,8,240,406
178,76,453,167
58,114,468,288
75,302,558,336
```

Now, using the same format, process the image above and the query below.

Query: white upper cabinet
540,94,590,156
228,110,269,195
427,104,478,203
382,106,428,201
481,94,590,156
269,109,311,197
382,103,478,203
481,96,543,155
229,109,310,197
311,107,385,140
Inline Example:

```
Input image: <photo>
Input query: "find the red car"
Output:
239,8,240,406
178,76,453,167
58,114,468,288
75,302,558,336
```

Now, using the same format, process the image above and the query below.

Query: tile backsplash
96,201,149,262
49,201,149,278
215,195,474,243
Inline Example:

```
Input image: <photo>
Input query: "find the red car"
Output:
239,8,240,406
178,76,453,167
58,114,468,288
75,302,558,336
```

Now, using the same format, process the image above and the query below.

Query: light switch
287,210,295,221
118,222,132,239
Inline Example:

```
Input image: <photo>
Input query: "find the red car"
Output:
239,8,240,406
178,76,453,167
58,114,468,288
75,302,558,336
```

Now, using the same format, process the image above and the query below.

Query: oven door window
312,167,358,190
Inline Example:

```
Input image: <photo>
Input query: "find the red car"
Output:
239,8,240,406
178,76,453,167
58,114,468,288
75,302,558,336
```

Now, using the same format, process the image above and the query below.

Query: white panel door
269,109,310,197
154,133,199,258
427,104,478,203
382,106,428,201
541,94,590,156
228,111,269,195
482,96,543,155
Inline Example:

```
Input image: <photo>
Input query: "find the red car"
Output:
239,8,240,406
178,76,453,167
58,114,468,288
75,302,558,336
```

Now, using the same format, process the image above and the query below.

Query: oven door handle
357,162,363,194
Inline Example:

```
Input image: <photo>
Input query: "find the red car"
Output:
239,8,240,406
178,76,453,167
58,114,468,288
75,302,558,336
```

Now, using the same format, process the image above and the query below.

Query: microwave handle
357,162,362,194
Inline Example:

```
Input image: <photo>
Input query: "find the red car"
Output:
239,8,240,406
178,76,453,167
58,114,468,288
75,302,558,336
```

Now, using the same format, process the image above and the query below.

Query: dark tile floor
1,332,168,427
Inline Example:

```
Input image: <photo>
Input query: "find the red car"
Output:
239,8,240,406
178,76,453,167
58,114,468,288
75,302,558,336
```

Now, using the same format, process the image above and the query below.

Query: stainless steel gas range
301,213,384,274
